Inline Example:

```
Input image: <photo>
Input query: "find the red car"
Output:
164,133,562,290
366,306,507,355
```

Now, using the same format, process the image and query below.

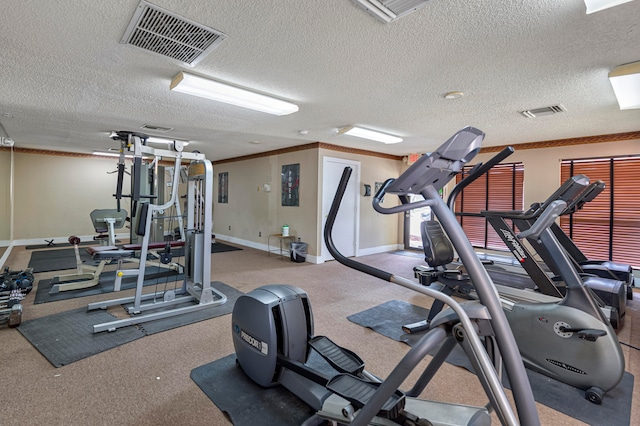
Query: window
560,156,640,267
454,162,524,250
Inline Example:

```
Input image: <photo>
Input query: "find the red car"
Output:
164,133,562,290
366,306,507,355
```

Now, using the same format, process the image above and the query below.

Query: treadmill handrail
517,200,567,240
482,174,590,220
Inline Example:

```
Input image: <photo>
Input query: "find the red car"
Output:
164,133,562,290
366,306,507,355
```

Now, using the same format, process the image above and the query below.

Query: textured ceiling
0,0,639,161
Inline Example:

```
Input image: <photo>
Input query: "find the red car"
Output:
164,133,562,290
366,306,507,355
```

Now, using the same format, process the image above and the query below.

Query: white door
322,157,360,262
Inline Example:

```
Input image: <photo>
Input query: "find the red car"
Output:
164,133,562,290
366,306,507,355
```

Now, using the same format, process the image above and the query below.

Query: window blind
455,162,524,250
560,156,640,267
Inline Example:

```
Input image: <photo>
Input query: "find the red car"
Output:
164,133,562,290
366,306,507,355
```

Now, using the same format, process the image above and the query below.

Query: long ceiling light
608,61,640,110
584,0,634,14
338,125,403,144
146,136,189,146
352,0,432,24
170,71,299,116
107,131,190,146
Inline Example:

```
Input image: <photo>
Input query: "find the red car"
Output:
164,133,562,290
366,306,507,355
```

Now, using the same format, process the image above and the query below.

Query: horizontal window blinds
560,156,640,267
455,163,524,250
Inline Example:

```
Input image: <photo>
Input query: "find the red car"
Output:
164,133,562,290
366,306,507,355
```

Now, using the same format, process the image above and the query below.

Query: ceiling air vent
141,124,173,133
520,104,567,118
121,0,227,66
352,0,432,23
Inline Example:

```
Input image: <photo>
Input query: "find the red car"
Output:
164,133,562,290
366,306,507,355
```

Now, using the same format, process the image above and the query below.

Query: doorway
403,194,431,250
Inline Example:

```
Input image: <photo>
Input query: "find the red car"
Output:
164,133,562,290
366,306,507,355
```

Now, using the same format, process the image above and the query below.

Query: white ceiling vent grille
141,124,173,133
352,0,432,23
121,1,227,66
520,104,567,118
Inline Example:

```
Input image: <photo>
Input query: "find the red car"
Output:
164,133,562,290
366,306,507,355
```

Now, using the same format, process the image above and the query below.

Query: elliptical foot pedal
326,374,405,419
402,319,430,334
309,336,365,375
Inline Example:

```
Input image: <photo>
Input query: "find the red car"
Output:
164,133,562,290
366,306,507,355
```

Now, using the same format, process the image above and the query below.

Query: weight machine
48,210,128,294
87,132,226,333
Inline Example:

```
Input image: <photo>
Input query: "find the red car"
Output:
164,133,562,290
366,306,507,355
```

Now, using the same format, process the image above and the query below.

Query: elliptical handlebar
324,167,393,282
324,126,540,426
447,146,515,210
372,178,436,215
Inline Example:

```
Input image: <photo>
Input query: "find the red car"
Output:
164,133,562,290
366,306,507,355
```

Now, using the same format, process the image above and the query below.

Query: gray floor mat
17,307,145,367
347,300,633,426
19,281,241,367
138,281,243,335
28,248,97,273
191,354,316,426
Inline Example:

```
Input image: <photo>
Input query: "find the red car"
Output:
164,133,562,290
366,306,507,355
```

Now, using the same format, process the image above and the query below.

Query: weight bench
50,240,186,295
102,240,185,292
48,209,128,295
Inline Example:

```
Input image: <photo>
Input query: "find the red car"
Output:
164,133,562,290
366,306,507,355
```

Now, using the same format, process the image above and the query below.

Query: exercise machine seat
421,220,455,268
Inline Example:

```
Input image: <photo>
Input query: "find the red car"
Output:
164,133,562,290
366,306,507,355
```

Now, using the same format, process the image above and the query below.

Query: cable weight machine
88,132,226,333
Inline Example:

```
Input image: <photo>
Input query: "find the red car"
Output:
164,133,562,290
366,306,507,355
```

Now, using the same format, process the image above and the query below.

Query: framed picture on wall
218,172,228,203
281,163,300,206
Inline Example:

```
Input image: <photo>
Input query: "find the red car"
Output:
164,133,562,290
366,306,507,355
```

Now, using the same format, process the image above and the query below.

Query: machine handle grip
372,178,435,215
517,200,567,240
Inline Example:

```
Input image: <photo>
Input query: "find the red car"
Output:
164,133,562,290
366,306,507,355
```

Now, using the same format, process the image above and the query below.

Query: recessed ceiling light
444,91,464,100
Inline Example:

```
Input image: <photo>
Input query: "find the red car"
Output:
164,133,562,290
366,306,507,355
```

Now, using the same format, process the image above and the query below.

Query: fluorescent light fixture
354,0,396,23
108,131,189,146
608,61,640,110
147,136,189,146
338,125,403,144
352,0,432,23
584,0,634,14
93,151,135,158
170,71,299,116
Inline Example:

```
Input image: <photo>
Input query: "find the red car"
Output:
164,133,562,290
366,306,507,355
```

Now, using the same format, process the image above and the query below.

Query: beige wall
318,149,403,254
12,153,128,241
0,149,10,241
2,137,638,257
211,148,404,258
212,149,320,255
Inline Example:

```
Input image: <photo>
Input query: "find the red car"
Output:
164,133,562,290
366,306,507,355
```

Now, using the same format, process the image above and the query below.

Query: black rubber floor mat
347,300,633,426
34,267,183,304
28,248,97,273
19,281,241,367
191,354,315,426
17,307,145,367
137,281,243,335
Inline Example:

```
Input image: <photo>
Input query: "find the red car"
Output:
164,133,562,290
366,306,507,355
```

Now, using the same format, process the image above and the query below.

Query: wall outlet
228,225,231,230
259,231,262,237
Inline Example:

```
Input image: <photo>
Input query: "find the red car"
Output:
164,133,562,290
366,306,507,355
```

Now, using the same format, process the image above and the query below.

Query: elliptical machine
406,151,625,404
232,127,540,426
